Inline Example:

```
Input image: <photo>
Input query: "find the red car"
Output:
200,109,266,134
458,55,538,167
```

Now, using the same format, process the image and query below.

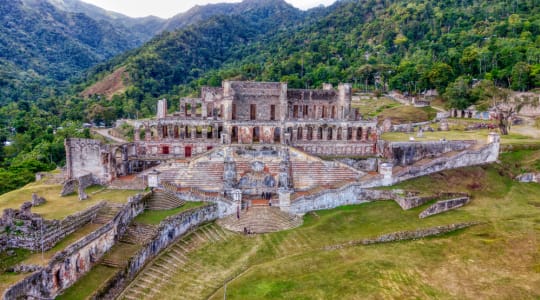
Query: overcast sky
81,0,336,18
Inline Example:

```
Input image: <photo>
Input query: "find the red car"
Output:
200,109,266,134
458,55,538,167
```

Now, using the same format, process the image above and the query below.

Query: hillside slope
82,0,540,113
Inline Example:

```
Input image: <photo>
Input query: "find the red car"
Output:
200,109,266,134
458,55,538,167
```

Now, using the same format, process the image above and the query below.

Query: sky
81,0,336,18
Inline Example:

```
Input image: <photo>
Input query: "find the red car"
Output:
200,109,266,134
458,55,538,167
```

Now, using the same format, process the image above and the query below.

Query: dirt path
92,128,127,143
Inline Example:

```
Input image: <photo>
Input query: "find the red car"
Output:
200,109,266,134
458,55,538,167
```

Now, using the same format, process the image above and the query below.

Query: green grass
352,96,401,118
382,128,537,144
0,183,138,220
56,265,118,300
0,249,31,273
134,202,206,225
377,105,437,124
140,150,540,300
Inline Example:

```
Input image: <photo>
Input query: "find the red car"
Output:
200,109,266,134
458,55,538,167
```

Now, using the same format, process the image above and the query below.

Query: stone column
324,127,330,141
313,126,318,141
379,163,394,186
333,127,339,141
134,127,140,141
292,128,298,142
302,127,308,140
191,126,196,139
362,127,368,141
167,125,173,140
351,127,357,141
201,102,208,118
278,188,292,213
202,126,208,140
191,100,196,116
179,100,186,117
157,124,163,139
145,125,151,141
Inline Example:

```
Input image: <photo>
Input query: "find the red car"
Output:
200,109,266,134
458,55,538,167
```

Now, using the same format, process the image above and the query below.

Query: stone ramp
216,207,303,233
120,223,159,245
92,202,124,224
118,223,236,300
146,189,185,210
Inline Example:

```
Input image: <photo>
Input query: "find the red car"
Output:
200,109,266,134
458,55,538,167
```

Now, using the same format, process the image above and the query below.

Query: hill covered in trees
81,0,540,113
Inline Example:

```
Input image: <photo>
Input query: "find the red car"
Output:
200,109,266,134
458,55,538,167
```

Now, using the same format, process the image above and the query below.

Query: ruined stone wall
289,186,423,214
337,157,378,172
1,202,105,251
92,204,220,300
125,204,218,279
380,140,477,166
419,197,470,218
2,193,149,299
65,138,112,183
393,141,499,183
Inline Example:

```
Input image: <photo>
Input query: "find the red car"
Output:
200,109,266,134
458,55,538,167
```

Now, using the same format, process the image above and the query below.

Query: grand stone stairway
145,189,185,210
216,206,303,233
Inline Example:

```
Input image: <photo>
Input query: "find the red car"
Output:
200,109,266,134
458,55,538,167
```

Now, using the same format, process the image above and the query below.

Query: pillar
362,127,368,141
134,127,140,141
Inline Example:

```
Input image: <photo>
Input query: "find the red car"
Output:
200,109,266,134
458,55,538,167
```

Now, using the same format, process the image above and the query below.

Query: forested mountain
0,0,167,104
0,0,303,105
81,0,540,113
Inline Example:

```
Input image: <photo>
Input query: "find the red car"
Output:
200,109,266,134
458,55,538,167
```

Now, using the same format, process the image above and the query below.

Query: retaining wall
2,193,149,300
2,202,105,252
90,204,220,300
381,140,477,166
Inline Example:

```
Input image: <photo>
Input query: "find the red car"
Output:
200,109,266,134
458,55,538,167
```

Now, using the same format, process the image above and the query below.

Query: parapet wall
380,140,477,166
125,204,218,280
2,193,149,299
393,141,499,182
87,204,220,299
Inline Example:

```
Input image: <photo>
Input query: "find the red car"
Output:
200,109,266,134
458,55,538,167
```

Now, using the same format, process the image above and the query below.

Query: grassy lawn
138,150,540,300
56,265,118,300
206,161,539,299
352,96,401,118
377,106,438,124
382,128,538,145
0,183,138,220
134,202,207,225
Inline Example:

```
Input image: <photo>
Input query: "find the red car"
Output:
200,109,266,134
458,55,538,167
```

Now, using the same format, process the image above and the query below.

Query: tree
444,76,476,109
511,62,530,91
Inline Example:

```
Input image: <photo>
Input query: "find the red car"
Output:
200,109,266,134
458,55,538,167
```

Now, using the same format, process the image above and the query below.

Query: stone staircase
216,207,303,233
92,202,124,224
118,224,236,300
120,223,158,245
146,189,185,210
291,160,360,190
160,161,224,192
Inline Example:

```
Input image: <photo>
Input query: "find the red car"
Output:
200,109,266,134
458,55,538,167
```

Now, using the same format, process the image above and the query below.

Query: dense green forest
0,0,539,194
84,0,540,111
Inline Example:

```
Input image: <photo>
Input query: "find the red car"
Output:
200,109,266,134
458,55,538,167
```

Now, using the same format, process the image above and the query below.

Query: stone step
217,207,302,233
